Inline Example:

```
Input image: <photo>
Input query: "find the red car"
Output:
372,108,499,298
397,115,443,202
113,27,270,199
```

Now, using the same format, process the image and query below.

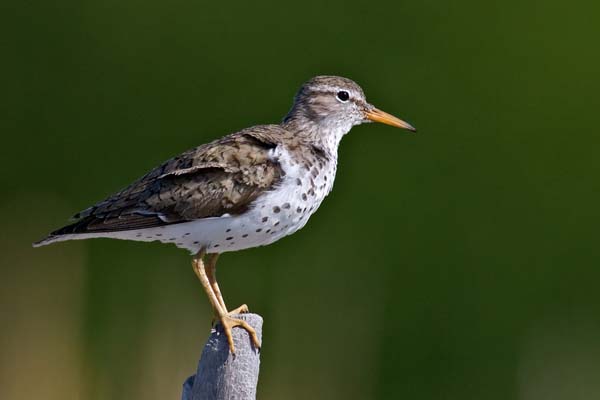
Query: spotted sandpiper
34,75,416,353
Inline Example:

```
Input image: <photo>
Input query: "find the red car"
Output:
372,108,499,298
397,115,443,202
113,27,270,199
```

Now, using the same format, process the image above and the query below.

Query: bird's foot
228,303,249,315
211,304,249,325
218,314,261,354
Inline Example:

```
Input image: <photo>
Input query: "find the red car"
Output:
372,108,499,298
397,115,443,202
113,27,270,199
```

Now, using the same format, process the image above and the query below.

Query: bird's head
283,75,415,140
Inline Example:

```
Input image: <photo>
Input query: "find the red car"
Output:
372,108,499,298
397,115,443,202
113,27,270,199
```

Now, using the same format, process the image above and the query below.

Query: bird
34,75,416,353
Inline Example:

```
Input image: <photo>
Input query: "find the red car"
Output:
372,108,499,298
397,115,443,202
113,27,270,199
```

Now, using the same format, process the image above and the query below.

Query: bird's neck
281,113,352,156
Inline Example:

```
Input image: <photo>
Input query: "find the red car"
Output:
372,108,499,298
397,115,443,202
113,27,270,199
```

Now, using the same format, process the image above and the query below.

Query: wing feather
51,126,287,236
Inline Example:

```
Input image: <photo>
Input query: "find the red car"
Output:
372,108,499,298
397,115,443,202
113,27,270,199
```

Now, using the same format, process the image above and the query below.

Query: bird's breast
225,145,337,246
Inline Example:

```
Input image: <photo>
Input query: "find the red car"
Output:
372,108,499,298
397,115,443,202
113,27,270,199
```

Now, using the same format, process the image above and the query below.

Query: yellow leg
192,250,260,354
192,250,226,316
205,253,227,313
205,253,250,317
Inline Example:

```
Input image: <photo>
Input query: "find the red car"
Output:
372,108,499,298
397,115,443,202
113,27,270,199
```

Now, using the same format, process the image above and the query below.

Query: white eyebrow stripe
314,85,361,100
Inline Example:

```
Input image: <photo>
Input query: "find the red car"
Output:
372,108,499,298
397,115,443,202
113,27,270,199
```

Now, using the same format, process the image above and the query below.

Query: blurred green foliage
2,0,600,399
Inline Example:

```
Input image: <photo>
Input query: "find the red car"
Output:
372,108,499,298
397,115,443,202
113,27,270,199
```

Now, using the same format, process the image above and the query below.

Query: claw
228,304,249,315
219,315,261,354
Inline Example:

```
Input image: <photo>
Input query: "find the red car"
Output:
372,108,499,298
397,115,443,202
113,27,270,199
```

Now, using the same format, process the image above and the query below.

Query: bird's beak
364,106,416,132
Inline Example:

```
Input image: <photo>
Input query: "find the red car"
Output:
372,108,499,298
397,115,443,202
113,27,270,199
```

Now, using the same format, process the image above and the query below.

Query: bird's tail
32,233,76,248
32,216,102,248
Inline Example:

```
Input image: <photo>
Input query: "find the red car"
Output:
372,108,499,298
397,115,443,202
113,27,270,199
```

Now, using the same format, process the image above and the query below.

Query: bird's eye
336,90,350,102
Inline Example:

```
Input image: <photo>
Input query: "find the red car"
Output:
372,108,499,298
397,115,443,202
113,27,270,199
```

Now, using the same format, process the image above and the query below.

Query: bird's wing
51,126,287,235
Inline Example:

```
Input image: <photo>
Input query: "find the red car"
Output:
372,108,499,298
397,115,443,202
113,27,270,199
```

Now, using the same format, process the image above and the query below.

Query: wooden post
182,313,263,400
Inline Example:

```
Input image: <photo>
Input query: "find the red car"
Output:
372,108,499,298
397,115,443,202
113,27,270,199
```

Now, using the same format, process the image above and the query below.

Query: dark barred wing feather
47,127,285,236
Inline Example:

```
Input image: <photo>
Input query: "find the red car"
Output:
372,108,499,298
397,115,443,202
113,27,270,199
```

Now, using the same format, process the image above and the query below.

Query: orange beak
365,107,416,132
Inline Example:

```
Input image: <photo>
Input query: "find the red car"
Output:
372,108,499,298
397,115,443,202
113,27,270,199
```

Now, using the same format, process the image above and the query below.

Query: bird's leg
205,253,228,313
205,253,250,317
192,250,260,354
192,250,226,316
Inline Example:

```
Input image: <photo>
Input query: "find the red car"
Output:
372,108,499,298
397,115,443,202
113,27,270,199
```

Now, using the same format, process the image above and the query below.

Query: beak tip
365,107,416,132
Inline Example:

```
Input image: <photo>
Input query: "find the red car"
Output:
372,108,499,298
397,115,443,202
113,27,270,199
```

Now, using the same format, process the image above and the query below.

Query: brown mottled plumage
52,127,288,235
34,75,416,354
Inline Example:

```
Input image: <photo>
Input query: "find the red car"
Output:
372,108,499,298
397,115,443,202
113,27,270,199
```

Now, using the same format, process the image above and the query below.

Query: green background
2,0,600,399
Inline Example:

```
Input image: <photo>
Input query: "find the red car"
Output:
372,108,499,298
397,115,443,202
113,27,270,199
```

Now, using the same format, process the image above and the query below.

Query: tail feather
32,219,96,248
33,213,175,248
32,234,73,247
